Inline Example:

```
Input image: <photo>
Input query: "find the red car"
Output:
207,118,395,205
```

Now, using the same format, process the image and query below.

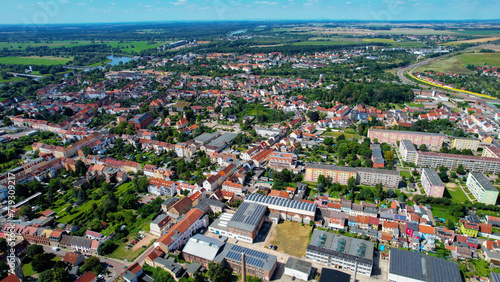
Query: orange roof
75,271,97,282
356,215,370,224
383,221,399,229
479,223,492,234
158,209,204,247
269,189,289,198
418,224,435,235
127,262,143,274
146,246,165,262
63,252,81,264
0,275,20,282
327,202,341,210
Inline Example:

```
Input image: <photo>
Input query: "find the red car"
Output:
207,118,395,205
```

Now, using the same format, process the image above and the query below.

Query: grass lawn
293,40,365,46
444,183,470,203
22,262,36,277
108,218,156,261
399,171,412,178
406,102,425,108
0,56,73,65
322,130,361,140
23,145,32,151
0,76,26,84
270,221,312,258
471,259,491,278
115,182,133,197
451,107,461,113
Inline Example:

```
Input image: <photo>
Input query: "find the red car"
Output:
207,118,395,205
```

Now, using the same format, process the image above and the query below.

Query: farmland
0,56,73,65
414,51,500,74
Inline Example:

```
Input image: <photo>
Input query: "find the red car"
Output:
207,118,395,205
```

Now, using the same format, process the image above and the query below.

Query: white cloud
254,1,279,5
171,0,187,5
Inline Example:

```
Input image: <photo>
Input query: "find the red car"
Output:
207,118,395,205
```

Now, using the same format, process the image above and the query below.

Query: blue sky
2,0,499,24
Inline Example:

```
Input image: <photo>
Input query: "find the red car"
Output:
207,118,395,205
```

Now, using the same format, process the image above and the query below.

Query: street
42,246,130,281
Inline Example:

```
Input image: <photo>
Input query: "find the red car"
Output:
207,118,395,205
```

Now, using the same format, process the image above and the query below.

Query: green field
362,38,395,43
322,130,361,140
399,171,412,178
0,56,73,65
415,52,500,74
444,184,470,203
406,102,424,108
0,40,94,50
293,40,365,46
104,40,166,53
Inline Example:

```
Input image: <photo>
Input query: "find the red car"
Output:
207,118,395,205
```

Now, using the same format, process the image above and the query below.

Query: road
396,56,441,87
43,246,130,281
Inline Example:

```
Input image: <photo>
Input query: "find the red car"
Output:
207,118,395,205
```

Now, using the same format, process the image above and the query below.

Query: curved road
396,56,442,87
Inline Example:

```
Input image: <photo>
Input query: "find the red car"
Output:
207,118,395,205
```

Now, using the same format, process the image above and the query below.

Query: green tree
384,151,395,166
82,146,93,157
208,262,232,282
0,261,8,280
81,256,102,275
0,238,7,254
75,160,87,176
32,253,51,272
456,164,465,175
27,244,44,259
348,176,357,200
419,144,428,151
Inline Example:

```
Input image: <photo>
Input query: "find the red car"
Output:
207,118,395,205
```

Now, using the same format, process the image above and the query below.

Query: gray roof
214,243,277,272
389,248,461,282
208,133,237,148
285,257,312,274
182,234,224,261
152,213,169,225
422,168,445,187
469,172,498,192
401,140,417,152
71,236,92,248
185,262,201,275
195,198,226,211
245,193,317,212
162,197,179,207
227,202,267,232
193,132,218,144
308,230,374,265
491,272,500,282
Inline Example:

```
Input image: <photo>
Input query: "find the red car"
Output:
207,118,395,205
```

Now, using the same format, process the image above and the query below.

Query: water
106,55,132,66
230,29,247,36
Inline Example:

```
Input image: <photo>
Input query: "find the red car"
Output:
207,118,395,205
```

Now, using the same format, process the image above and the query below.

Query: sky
2,0,499,24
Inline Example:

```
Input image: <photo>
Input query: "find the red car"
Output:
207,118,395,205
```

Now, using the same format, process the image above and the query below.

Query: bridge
7,72,43,79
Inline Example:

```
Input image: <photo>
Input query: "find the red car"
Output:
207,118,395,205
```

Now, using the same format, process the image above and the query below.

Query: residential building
168,197,193,218
388,248,461,282
399,140,418,163
452,137,480,151
150,214,171,237
306,230,374,276
128,113,153,130
421,168,445,198
148,178,177,197
460,220,479,237
413,151,500,173
156,208,209,252
304,164,401,188
466,172,499,205
368,129,445,146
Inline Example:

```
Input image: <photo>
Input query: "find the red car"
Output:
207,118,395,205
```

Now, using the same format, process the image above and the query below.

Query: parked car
273,245,277,250
269,244,273,249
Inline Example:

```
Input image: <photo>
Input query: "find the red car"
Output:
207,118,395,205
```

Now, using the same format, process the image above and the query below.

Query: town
0,19,500,282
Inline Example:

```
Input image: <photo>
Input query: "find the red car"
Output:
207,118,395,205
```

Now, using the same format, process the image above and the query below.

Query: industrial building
306,230,374,276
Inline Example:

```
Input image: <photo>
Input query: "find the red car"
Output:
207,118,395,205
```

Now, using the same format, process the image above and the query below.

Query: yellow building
451,137,480,151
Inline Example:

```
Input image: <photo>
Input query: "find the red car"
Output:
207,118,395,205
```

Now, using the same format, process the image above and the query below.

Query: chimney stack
242,252,247,282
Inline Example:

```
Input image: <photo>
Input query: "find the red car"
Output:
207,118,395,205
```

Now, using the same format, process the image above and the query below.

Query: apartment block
304,164,401,188
451,137,480,151
414,151,500,173
399,140,417,163
466,172,499,205
368,129,445,146
421,168,445,198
